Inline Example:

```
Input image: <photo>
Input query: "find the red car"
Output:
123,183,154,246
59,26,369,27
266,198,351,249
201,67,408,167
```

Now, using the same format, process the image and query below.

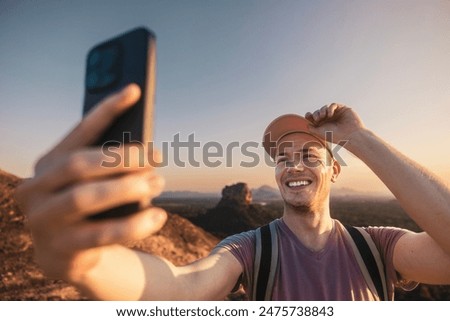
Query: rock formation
1,169,449,300
217,182,252,207
193,182,280,238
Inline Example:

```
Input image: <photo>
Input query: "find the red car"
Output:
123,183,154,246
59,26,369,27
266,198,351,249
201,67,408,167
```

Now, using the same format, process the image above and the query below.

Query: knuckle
67,187,90,212
125,175,152,198
127,174,162,201
69,183,110,212
91,182,111,202
63,153,89,177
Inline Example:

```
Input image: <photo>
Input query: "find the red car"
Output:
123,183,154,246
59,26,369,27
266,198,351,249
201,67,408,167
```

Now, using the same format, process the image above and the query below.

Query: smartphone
82,27,156,220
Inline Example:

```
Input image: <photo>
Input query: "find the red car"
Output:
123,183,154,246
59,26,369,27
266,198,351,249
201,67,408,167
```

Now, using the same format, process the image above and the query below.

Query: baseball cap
262,114,333,159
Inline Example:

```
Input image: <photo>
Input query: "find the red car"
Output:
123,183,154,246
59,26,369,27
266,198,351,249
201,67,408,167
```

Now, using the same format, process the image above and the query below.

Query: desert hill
1,169,449,300
0,169,219,300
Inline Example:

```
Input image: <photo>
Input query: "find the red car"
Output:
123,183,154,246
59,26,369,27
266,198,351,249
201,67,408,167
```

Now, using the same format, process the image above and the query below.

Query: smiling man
16,86,450,300
215,106,450,300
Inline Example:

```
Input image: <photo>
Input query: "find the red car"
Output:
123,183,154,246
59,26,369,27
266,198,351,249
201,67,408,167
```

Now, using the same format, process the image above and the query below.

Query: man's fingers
306,105,327,124
28,171,165,224
319,105,328,119
305,112,314,123
52,207,167,251
305,103,346,125
53,84,141,153
312,110,321,122
327,103,339,118
31,146,161,192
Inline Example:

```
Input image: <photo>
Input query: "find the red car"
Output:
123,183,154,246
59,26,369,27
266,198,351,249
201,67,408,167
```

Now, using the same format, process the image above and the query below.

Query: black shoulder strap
252,221,279,301
252,222,387,301
344,225,388,301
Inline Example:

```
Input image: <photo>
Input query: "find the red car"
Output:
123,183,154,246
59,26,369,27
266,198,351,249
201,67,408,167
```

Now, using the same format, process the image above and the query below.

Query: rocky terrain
1,170,449,300
0,169,219,300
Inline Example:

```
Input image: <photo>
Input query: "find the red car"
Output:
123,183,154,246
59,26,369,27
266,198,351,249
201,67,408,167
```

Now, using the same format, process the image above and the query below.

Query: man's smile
285,177,314,190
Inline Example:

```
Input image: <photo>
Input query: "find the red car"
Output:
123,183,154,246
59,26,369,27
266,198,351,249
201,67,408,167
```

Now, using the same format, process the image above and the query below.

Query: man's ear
331,159,341,183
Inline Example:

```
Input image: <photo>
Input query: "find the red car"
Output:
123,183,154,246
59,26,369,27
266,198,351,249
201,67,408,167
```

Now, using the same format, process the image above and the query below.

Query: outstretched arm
15,84,242,300
306,104,450,284
78,245,242,300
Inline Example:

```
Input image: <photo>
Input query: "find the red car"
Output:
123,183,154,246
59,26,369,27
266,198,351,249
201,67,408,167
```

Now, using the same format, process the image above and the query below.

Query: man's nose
287,160,305,172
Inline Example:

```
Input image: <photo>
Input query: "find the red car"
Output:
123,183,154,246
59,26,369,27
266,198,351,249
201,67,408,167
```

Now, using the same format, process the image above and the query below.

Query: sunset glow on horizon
1,1,449,196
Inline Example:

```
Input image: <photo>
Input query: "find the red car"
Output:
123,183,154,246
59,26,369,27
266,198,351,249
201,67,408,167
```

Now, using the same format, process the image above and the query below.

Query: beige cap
262,114,332,159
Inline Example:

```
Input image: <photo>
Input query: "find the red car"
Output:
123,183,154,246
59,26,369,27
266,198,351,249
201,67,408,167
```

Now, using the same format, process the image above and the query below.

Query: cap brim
262,114,331,159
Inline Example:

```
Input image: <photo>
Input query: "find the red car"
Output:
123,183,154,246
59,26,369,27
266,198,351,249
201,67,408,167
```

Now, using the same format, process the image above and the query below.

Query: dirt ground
1,169,449,300
0,169,219,300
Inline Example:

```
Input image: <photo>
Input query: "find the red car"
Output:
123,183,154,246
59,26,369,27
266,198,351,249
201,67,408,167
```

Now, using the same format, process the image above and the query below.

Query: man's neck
282,204,334,252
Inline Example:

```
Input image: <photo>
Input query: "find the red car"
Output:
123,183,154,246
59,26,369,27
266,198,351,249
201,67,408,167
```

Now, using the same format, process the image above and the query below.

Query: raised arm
306,104,450,284
15,84,242,300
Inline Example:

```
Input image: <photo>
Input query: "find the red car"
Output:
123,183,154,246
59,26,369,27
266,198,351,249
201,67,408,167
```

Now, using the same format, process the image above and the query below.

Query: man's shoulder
337,222,410,260
361,225,409,240
215,229,257,252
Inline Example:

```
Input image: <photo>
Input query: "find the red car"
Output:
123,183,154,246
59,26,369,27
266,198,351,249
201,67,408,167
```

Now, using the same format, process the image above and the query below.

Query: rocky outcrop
194,182,280,238
2,169,449,300
217,182,252,207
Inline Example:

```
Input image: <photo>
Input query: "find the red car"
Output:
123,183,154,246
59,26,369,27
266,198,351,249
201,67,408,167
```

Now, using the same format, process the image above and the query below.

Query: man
15,84,450,300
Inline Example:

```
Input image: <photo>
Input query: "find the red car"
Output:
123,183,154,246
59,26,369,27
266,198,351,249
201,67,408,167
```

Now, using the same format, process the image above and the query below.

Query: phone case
82,27,156,220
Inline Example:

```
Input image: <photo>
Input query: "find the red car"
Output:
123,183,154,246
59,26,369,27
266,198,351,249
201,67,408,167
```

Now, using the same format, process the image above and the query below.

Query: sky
1,0,449,196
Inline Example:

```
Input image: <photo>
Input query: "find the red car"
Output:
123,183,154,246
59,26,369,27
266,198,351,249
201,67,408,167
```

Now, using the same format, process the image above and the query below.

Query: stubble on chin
282,196,312,214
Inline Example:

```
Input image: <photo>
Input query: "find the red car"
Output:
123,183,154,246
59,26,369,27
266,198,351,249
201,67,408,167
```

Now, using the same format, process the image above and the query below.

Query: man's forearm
75,245,182,300
345,128,450,255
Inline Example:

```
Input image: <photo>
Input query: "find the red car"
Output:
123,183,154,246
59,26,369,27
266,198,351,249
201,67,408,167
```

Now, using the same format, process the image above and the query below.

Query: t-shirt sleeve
213,230,256,292
364,226,419,292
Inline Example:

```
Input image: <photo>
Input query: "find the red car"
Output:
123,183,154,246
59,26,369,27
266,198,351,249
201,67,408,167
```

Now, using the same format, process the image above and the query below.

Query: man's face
274,132,339,211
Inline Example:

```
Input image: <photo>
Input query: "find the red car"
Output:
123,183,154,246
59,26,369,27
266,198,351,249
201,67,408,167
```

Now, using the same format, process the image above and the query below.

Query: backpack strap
251,221,388,301
343,225,388,301
252,220,279,300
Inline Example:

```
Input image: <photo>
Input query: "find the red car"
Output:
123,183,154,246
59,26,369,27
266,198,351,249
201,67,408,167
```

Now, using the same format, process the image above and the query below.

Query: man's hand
306,104,450,285
305,103,366,145
14,84,167,284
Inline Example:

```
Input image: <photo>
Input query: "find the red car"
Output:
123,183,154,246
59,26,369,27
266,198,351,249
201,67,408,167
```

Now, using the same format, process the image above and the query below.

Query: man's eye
304,156,323,167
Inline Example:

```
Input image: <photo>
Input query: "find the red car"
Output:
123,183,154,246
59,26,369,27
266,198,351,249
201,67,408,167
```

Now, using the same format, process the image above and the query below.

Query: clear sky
1,0,449,195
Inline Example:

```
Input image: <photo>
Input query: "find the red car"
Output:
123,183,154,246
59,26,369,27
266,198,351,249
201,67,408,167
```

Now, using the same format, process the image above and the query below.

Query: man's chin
282,197,312,213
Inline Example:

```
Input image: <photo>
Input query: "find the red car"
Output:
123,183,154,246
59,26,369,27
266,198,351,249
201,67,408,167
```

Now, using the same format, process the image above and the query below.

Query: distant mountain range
158,190,220,199
158,185,281,201
251,185,281,201
159,185,391,201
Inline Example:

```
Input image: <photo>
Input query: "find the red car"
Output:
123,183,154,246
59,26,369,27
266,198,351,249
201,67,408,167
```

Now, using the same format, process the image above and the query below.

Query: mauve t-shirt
216,219,417,300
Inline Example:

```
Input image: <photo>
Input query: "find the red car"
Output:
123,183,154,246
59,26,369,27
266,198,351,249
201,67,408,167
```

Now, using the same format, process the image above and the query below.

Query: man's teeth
288,181,311,187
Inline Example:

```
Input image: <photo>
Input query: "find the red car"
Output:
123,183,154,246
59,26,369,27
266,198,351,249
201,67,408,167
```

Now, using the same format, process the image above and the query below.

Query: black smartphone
82,27,156,220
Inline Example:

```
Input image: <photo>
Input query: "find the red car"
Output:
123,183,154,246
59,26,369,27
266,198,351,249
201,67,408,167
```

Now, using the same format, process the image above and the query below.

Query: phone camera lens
86,44,121,92
88,50,101,67
86,72,99,89
100,48,118,70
